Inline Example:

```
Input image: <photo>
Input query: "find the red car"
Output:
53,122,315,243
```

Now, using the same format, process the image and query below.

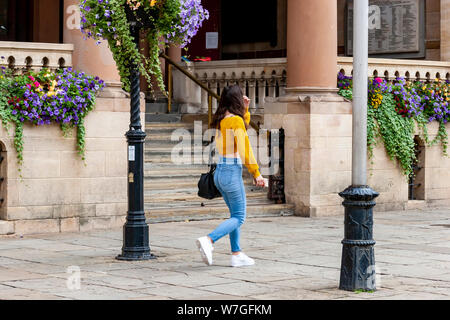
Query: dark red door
186,0,221,61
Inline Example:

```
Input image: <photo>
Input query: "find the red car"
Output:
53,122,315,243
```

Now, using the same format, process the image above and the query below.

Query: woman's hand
254,175,266,187
243,95,250,109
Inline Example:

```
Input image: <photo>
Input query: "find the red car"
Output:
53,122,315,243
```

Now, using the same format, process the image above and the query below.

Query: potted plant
79,0,209,93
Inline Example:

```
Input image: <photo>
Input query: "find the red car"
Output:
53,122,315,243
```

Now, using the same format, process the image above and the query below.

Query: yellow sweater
215,108,261,179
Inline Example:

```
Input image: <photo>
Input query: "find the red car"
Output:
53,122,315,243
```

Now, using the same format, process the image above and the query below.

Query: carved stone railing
0,41,74,73
192,58,287,112
337,56,450,82
172,56,450,114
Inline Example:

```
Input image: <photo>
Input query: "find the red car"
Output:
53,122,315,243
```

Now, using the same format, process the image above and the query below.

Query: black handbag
198,138,221,199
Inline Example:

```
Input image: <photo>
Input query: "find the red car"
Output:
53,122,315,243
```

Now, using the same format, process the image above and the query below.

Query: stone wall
0,84,145,235
264,95,450,217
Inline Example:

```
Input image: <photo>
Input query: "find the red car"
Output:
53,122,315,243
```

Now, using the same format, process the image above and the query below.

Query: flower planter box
0,84,145,235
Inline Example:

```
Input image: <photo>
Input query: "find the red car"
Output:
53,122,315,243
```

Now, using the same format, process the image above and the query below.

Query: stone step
143,178,258,190
145,139,186,146
144,188,267,203
144,180,200,189
145,203,294,223
146,197,274,209
0,220,14,235
144,168,207,177
144,133,182,140
145,113,182,123
146,122,194,128
144,162,207,170
146,102,168,114
144,173,254,183
145,184,263,196
144,154,179,163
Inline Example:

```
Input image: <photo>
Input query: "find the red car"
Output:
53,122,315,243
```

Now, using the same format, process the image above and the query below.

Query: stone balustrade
0,41,74,73
337,56,450,82
192,58,287,112
183,57,450,113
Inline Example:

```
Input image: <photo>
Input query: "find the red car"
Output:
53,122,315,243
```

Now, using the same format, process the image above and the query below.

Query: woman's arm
233,117,261,179
243,96,251,125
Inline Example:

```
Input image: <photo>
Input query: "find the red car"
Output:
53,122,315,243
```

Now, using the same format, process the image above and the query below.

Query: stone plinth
264,94,450,217
172,62,202,113
264,93,352,217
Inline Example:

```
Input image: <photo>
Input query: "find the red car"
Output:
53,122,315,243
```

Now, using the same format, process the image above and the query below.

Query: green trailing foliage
337,73,449,179
0,65,104,171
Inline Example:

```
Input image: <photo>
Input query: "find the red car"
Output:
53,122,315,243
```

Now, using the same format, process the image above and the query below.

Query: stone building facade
0,0,449,235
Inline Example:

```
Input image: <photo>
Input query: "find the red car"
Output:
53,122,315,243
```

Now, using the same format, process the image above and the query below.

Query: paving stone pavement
0,209,449,300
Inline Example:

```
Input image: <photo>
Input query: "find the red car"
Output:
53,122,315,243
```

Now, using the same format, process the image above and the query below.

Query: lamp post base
116,253,156,261
116,218,156,261
338,185,379,291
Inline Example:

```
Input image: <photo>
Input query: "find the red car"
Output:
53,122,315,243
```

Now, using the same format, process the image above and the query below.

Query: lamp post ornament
338,0,379,291
79,0,209,261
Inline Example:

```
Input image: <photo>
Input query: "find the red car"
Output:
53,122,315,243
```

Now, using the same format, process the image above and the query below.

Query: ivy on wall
0,64,104,171
338,73,449,178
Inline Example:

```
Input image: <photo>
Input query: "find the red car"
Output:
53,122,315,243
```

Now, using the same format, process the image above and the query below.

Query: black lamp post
116,16,155,261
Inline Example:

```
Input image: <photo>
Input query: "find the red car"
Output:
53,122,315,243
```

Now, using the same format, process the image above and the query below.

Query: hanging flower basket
124,3,156,29
79,0,209,93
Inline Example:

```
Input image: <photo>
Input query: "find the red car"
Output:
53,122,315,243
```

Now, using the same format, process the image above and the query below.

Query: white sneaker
196,236,214,266
230,252,255,267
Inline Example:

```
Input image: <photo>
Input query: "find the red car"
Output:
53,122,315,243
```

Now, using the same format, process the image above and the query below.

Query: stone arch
25,56,33,70
415,72,421,81
58,57,66,69
7,56,15,69
42,57,49,68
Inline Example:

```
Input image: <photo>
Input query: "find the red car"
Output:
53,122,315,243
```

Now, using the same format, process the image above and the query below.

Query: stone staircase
144,106,294,223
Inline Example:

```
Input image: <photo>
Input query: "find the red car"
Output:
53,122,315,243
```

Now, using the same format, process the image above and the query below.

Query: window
221,0,278,47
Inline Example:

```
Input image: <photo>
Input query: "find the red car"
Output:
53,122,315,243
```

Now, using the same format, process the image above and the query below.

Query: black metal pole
117,23,155,261
338,186,378,291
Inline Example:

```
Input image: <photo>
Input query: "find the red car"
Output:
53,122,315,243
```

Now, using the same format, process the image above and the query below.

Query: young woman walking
196,85,266,267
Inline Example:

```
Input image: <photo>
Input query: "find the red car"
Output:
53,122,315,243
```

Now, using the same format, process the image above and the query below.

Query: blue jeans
208,157,246,253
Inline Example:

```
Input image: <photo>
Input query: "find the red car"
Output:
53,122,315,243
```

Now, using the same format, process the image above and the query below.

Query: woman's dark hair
210,85,247,130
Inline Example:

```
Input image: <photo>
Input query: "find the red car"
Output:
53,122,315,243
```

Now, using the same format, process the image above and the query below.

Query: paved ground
0,209,449,300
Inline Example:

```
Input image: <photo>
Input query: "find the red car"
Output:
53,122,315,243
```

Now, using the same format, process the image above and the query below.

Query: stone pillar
63,0,145,110
286,0,337,91
441,0,450,61
170,44,204,114
63,0,120,83
264,0,352,217
168,45,182,63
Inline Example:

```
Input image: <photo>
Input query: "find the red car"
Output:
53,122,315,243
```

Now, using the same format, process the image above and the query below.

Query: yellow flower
150,0,157,6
